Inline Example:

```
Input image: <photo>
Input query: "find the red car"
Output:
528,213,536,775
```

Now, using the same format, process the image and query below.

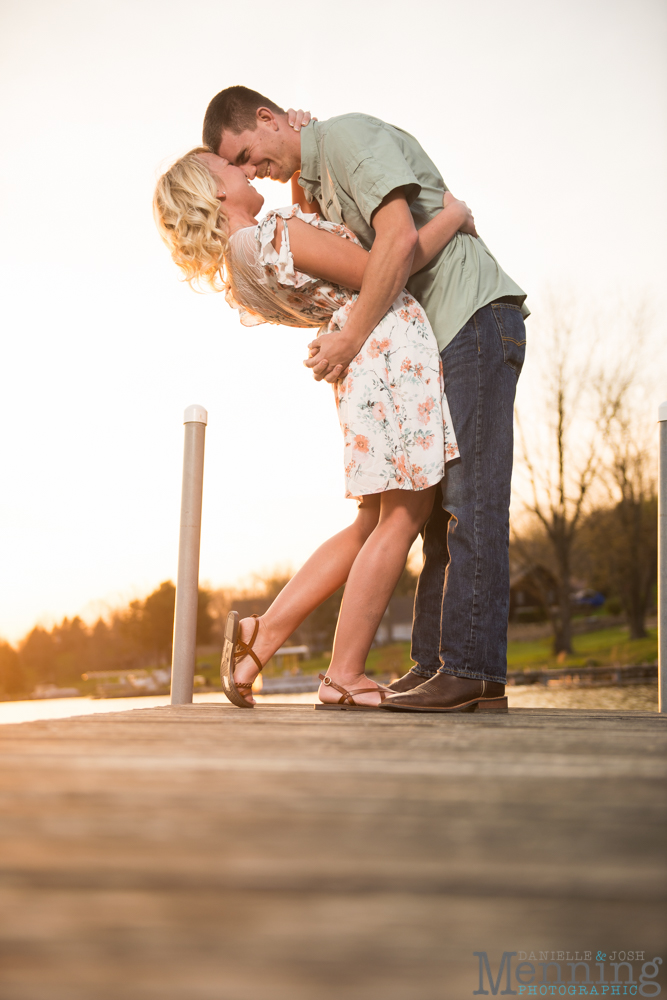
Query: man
203,86,528,713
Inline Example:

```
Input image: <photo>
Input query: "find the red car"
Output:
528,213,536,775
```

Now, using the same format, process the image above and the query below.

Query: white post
170,405,208,706
659,401,667,714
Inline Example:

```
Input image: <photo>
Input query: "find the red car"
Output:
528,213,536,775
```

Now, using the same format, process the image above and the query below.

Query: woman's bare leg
319,486,436,707
233,498,381,702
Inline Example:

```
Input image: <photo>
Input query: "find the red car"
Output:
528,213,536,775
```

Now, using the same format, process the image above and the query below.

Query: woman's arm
410,192,477,273
274,193,476,291
273,216,369,288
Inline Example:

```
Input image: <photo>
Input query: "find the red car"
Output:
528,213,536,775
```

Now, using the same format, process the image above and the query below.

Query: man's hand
304,332,353,382
444,191,478,237
287,109,316,131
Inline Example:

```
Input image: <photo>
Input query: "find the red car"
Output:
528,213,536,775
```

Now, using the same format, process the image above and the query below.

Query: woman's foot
317,672,388,708
233,616,273,705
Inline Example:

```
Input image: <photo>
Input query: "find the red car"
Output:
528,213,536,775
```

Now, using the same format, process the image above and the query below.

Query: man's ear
256,107,280,131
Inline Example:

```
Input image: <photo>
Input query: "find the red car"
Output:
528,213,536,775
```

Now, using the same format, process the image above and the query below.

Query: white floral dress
226,206,459,500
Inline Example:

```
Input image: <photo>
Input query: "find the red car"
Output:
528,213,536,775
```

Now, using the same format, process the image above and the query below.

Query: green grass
194,625,657,685
367,627,656,675
506,626,657,671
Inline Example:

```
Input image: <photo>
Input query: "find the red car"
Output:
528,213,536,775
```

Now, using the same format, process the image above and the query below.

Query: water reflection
508,683,657,711
0,683,658,725
0,691,322,725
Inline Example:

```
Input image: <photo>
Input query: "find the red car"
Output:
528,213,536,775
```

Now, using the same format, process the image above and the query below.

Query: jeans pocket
491,304,526,376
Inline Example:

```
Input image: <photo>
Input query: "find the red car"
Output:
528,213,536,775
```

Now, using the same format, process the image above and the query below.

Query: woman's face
198,152,264,218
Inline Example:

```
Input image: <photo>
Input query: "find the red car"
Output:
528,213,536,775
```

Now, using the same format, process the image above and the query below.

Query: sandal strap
234,614,263,674
318,673,386,706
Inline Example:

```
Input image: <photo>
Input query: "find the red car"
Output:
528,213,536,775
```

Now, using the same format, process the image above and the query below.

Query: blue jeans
411,301,526,685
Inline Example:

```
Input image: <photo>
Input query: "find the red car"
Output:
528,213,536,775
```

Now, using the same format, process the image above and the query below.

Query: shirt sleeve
324,118,422,227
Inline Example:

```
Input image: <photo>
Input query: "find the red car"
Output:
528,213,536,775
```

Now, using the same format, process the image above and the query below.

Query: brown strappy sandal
220,611,263,709
314,673,389,712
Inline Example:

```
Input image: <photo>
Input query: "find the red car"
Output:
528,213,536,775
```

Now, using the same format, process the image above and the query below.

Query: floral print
330,291,458,498
227,207,459,500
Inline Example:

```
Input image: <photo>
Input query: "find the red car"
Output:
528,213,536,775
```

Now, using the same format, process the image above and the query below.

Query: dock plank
0,706,665,999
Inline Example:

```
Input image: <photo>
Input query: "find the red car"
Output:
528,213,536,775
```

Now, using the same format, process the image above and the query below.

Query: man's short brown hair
202,86,285,151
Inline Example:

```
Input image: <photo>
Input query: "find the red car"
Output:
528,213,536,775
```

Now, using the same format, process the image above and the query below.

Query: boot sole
380,696,509,714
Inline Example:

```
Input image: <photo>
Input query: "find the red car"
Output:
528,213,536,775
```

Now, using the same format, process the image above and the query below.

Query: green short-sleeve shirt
299,114,528,351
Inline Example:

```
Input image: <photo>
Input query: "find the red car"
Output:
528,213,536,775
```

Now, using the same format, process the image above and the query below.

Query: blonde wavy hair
153,147,229,291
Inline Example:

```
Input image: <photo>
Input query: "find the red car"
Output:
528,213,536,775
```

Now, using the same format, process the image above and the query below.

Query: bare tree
588,304,657,638
514,296,639,654
596,391,657,638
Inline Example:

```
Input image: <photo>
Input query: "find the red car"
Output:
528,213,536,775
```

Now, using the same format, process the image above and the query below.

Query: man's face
216,110,299,183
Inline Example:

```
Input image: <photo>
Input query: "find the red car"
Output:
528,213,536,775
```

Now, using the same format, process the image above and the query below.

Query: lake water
0,684,658,725
0,691,317,725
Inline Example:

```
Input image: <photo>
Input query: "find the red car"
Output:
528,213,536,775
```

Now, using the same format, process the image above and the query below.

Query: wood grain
0,705,665,999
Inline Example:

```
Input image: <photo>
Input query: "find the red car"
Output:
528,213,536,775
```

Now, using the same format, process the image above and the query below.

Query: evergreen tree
19,627,57,686
0,641,26,695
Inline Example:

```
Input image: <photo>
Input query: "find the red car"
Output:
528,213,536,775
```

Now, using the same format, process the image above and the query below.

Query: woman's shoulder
254,208,318,290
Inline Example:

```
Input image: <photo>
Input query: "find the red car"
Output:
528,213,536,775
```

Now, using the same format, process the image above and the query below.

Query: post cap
659,401,667,423
183,404,208,425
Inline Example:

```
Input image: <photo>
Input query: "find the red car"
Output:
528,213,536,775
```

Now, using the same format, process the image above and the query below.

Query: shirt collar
298,121,322,203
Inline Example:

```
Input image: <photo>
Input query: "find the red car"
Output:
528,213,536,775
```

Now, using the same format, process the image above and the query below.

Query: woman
154,149,474,709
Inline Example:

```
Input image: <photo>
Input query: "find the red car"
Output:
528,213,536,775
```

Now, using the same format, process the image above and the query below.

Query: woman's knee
380,487,435,536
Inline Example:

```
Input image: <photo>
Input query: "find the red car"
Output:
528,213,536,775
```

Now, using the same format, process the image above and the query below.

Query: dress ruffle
256,207,321,289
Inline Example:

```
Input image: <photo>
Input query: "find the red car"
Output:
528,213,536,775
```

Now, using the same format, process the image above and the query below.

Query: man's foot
386,670,433,693
380,672,508,713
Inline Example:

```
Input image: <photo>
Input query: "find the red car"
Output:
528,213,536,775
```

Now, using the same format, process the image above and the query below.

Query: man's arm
290,172,322,215
304,189,418,381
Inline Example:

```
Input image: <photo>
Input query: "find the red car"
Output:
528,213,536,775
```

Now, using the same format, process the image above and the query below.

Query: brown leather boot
386,670,434,693
380,672,508,713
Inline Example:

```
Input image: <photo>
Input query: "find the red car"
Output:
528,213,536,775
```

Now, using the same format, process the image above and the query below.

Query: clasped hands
303,331,354,383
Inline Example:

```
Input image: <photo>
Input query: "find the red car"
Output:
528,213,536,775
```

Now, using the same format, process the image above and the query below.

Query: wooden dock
0,705,665,999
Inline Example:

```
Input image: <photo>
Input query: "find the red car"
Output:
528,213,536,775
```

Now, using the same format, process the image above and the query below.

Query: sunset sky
1,0,666,643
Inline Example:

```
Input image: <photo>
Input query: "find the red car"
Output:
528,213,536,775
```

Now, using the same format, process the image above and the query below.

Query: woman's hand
443,191,478,237
287,109,317,131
